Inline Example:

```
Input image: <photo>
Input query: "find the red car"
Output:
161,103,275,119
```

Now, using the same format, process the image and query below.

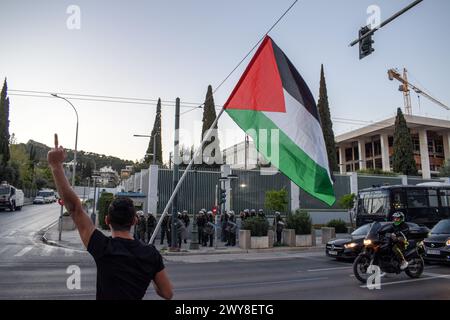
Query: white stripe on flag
262,89,331,179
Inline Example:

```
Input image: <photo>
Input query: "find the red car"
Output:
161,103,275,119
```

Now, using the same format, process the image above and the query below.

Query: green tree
0,79,11,167
145,98,163,165
392,108,418,175
439,160,450,177
201,85,221,166
317,65,338,172
264,188,288,213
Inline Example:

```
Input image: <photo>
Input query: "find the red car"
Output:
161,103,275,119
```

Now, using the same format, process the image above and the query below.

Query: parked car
424,219,450,264
326,222,425,260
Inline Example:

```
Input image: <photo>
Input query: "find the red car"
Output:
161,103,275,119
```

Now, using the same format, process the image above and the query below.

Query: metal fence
299,174,350,210
157,169,221,214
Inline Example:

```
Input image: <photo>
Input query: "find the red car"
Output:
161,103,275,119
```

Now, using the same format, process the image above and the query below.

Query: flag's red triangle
224,36,286,113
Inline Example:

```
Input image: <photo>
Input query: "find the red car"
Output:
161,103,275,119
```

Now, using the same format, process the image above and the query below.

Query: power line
9,89,201,106
8,93,203,109
182,0,299,116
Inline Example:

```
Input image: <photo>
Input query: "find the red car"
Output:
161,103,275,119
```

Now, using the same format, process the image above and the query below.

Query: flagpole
149,108,225,244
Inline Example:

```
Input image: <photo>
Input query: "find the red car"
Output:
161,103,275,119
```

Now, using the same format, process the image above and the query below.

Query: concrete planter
282,229,296,247
250,236,270,249
295,234,313,247
321,227,336,244
239,230,251,249
239,230,273,249
62,216,76,231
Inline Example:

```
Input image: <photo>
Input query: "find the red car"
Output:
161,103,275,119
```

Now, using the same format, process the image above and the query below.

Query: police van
0,181,24,211
33,189,57,204
355,183,450,228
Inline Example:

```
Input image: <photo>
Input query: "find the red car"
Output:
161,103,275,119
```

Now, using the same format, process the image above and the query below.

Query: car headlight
363,239,372,246
344,242,358,249
446,239,450,247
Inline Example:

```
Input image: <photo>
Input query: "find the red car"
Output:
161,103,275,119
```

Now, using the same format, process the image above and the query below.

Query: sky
1,0,449,164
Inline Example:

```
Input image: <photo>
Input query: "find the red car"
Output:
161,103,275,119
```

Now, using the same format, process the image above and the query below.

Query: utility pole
170,98,180,252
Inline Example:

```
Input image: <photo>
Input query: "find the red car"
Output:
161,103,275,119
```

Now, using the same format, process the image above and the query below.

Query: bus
355,183,450,228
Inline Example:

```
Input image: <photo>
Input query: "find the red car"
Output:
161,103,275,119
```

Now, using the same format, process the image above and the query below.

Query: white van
0,182,24,211
34,189,57,204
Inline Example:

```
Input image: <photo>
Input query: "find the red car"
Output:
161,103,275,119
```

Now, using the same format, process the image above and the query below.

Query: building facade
336,115,450,179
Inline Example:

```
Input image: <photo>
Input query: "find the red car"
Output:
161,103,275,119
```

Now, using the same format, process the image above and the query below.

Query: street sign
58,198,64,206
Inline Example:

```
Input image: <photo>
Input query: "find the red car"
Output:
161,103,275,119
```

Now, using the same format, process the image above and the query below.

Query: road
0,204,449,300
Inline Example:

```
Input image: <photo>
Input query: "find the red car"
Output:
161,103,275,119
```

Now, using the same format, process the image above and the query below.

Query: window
345,148,353,162
358,191,389,215
366,160,374,169
346,164,351,172
365,143,373,158
374,140,381,156
353,146,359,161
428,189,439,207
412,135,420,152
355,163,360,171
407,190,428,208
388,136,394,147
375,158,382,169
393,192,405,209
440,190,450,207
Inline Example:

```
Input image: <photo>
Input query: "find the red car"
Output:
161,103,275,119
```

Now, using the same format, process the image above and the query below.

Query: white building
336,115,450,179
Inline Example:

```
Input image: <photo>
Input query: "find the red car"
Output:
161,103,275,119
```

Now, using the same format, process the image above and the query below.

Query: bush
241,216,269,237
286,209,312,235
264,188,288,213
327,219,348,233
97,192,114,230
338,193,356,210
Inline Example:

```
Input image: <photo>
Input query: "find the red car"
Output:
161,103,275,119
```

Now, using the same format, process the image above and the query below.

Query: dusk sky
1,0,449,163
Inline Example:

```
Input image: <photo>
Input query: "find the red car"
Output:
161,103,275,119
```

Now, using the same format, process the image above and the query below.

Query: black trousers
160,227,167,244
198,228,204,245
228,232,236,246
276,231,282,243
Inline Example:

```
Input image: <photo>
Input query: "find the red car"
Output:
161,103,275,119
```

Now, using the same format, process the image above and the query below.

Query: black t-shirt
87,229,165,300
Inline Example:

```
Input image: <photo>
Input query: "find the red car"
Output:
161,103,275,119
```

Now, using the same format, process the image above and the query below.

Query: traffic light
359,26,375,60
212,206,218,215
219,188,227,205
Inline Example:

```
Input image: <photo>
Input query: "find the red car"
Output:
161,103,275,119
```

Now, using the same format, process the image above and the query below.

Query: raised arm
48,134,95,248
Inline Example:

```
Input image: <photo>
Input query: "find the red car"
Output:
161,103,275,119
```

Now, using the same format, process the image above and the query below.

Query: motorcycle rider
380,212,410,270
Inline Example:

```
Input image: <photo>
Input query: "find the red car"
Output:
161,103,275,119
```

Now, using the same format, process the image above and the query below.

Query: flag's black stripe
270,39,320,122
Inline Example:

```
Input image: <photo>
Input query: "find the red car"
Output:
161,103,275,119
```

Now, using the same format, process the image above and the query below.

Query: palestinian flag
224,36,335,205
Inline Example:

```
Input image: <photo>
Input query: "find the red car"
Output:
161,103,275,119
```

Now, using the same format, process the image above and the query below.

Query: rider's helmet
392,212,405,226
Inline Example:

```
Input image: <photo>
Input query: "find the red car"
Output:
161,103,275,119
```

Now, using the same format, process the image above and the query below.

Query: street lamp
133,133,159,165
51,94,79,186
91,175,101,225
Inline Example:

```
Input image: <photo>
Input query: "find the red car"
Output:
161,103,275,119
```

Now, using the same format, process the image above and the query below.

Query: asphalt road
0,204,449,300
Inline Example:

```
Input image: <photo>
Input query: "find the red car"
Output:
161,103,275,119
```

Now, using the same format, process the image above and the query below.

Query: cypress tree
145,98,163,165
317,65,338,172
201,85,221,165
392,108,418,175
0,78,11,166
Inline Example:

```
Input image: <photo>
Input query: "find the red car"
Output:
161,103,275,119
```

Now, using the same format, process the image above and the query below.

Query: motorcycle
353,221,428,284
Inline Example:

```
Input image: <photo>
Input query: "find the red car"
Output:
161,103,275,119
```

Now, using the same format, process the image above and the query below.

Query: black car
326,222,424,260
326,224,371,260
424,219,450,264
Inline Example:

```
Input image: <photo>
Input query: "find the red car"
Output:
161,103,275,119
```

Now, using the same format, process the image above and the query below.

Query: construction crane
387,68,449,115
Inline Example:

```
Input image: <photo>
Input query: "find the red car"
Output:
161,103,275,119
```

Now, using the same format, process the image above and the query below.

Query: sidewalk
42,221,328,256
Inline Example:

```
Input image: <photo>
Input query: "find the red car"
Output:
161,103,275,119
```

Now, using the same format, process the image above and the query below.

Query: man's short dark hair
108,197,136,231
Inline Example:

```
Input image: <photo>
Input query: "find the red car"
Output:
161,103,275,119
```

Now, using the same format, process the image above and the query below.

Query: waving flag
224,36,335,205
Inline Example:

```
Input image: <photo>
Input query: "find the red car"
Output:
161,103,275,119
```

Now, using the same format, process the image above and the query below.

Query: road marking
306,266,352,272
360,272,450,288
14,246,33,257
0,246,10,256
6,230,17,237
175,276,329,292
64,249,74,257
40,246,53,256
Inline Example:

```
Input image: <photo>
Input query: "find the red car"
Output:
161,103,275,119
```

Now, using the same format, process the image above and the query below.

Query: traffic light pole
349,0,423,47
170,98,180,252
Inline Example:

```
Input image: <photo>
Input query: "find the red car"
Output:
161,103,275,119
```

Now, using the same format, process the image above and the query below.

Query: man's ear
132,215,138,226
105,215,110,226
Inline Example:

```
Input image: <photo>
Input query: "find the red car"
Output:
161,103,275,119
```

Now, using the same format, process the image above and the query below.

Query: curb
40,220,85,252
160,245,325,256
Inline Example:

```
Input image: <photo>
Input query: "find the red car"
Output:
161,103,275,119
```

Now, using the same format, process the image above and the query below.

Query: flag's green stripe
226,109,335,206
